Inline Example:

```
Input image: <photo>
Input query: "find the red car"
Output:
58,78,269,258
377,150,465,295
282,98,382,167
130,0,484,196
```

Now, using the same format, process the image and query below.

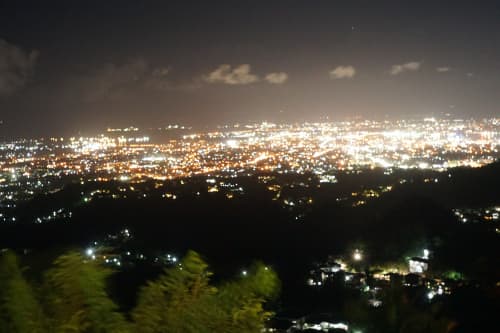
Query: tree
211,262,279,333
0,249,279,333
132,250,215,332
42,252,129,333
0,250,46,333
132,251,279,333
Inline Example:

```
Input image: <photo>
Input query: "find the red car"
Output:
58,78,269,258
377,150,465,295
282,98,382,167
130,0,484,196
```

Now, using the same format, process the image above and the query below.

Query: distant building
408,257,429,274
291,314,349,332
320,262,341,273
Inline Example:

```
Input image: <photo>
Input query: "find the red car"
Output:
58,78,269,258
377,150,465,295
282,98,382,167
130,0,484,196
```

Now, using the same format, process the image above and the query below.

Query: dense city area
1,118,498,213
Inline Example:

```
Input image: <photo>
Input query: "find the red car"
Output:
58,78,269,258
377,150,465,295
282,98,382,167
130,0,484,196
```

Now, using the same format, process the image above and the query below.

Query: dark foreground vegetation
0,250,279,333
0,163,498,332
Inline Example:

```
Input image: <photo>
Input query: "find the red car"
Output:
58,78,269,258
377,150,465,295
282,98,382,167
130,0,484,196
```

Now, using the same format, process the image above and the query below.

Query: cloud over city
265,72,288,84
0,39,39,95
329,66,356,79
389,62,421,75
204,64,259,85
436,67,451,72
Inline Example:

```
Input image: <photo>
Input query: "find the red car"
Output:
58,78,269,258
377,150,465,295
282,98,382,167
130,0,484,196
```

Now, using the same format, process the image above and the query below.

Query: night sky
0,1,499,137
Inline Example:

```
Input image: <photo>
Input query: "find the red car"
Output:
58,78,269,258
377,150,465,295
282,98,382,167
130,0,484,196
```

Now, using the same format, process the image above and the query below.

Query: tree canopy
0,249,279,333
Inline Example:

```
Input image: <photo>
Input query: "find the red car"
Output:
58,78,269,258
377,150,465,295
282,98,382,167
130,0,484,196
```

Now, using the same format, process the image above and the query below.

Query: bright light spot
226,140,239,148
418,162,429,169
85,248,94,256
368,299,382,307
409,259,428,273
353,249,362,261
331,323,349,331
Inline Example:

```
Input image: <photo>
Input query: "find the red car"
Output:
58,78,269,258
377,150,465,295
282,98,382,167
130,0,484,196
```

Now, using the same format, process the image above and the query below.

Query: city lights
1,118,499,224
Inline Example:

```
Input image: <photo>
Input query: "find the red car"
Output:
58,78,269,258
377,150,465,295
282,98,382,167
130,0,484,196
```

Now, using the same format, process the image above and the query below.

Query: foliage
42,252,129,333
132,251,279,333
0,249,279,333
0,250,46,333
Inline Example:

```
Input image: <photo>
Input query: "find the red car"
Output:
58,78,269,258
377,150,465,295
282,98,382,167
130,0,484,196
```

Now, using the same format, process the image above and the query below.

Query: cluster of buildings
1,118,499,223
84,228,179,269
452,205,500,235
453,206,500,224
307,249,460,310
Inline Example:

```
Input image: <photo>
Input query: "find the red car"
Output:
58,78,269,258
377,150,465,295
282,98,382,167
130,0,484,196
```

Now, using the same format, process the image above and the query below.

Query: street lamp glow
353,249,362,261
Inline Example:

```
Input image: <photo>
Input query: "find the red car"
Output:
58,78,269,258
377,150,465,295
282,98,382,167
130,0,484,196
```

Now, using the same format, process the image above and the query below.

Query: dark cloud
72,60,196,102
78,60,148,102
0,39,38,95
